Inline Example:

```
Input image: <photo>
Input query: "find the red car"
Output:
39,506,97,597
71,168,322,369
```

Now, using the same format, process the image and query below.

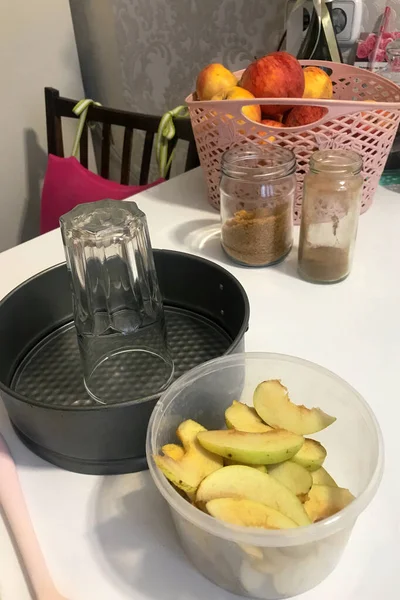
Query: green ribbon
290,0,341,63
156,105,188,178
71,98,102,158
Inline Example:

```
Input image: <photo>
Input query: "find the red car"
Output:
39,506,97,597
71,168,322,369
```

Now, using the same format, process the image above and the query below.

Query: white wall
0,0,87,251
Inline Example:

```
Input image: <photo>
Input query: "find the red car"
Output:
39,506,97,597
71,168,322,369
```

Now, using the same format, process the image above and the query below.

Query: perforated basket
186,60,400,223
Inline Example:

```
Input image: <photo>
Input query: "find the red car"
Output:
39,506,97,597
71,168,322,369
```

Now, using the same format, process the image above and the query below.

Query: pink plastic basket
186,60,400,223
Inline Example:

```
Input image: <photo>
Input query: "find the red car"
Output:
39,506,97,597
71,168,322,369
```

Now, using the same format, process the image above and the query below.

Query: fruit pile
195,51,333,129
154,379,355,530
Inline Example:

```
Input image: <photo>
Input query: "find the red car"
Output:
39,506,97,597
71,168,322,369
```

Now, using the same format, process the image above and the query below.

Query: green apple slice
268,461,312,496
197,429,304,465
253,380,336,435
196,465,310,526
291,438,327,471
154,454,202,494
304,484,355,522
206,497,297,529
224,458,267,473
311,467,337,487
225,400,272,433
162,443,185,461
154,419,223,495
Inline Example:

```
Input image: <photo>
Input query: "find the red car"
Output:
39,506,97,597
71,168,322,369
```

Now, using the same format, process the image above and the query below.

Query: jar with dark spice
220,144,296,267
298,150,363,284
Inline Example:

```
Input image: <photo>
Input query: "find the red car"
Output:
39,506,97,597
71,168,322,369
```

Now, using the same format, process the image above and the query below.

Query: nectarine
196,64,237,101
212,86,261,122
240,52,305,117
285,105,327,127
303,67,333,100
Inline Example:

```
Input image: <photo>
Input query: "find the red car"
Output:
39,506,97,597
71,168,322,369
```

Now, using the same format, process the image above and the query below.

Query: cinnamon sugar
222,205,292,266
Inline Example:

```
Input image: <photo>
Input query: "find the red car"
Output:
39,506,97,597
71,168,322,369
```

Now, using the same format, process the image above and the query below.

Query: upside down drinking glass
60,199,174,405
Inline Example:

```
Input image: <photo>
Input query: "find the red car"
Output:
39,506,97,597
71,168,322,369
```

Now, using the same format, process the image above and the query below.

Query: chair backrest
44,87,199,184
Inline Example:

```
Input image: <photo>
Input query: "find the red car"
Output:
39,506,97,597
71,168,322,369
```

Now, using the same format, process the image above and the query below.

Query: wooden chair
44,87,199,184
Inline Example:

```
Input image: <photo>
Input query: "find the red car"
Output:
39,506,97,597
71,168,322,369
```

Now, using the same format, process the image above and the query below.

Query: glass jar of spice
220,144,296,267
298,149,363,284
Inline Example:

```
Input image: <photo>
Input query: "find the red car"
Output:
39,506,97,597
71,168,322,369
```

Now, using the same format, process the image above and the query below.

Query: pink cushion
40,155,164,234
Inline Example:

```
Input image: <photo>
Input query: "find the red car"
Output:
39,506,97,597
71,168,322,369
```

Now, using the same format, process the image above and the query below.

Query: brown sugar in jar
220,145,296,267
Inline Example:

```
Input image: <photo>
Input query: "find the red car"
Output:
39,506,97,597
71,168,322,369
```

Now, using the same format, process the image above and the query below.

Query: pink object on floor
40,155,164,234
0,433,68,599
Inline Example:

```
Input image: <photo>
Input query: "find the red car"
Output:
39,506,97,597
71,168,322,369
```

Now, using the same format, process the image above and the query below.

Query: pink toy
0,433,68,600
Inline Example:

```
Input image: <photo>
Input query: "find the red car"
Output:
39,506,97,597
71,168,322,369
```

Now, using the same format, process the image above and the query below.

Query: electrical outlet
285,0,363,55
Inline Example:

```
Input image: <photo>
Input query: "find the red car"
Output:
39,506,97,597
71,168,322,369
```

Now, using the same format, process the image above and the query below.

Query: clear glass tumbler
60,199,174,405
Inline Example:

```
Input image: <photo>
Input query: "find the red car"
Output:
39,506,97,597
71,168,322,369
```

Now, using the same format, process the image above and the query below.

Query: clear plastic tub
146,353,384,599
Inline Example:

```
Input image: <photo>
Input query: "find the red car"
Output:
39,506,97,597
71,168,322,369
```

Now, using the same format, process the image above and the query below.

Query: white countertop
0,168,399,600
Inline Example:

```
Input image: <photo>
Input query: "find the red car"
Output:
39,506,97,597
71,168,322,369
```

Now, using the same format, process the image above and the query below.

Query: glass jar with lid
298,149,363,284
220,144,296,267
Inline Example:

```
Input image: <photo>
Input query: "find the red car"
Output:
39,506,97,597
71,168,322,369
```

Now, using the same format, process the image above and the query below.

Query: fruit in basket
261,119,285,128
196,465,311,526
154,419,223,494
284,105,327,127
196,63,237,101
253,380,336,434
312,467,338,487
303,66,333,99
268,461,312,496
211,87,261,123
291,438,327,471
197,429,304,465
239,51,305,117
206,498,298,529
304,484,355,522
225,400,272,433
257,119,285,144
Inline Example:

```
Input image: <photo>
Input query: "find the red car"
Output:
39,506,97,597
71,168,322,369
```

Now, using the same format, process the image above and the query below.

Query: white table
0,168,399,600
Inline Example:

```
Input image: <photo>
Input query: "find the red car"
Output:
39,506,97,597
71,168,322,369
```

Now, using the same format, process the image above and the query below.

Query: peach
258,119,285,143
261,119,284,128
303,66,333,99
212,86,261,122
240,51,305,117
196,63,237,101
285,105,327,128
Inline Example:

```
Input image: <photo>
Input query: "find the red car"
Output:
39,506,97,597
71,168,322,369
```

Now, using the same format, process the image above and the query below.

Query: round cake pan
0,250,249,475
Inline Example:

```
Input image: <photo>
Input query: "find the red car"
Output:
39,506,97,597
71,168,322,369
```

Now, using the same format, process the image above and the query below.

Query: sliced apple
176,419,223,472
197,429,304,465
224,457,267,473
268,461,312,496
225,400,272,433
196,465,310,526
291,438,327,472
304,484,355,522
206,497,297,529
154,455,201,495
176,419,206,449
253,380,336,435
312,467,337,487
154,420,223,494
162,443,185,461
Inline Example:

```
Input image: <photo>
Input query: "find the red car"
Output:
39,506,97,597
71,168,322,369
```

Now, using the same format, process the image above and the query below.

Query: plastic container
147,353,384,599
186,60,400,223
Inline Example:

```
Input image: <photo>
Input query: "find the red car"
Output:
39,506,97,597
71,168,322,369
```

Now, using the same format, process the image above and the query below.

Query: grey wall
69,0,287,181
